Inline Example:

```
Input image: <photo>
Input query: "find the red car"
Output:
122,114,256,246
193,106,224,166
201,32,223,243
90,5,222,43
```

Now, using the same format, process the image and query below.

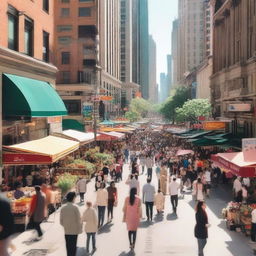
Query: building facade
172,19,179,87
148,35,157,103
166,54,173,94
159,73,167,103
210,0,256,137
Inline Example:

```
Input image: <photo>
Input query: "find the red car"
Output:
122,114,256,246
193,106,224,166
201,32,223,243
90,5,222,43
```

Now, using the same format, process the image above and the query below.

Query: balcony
83,59,96,67
77,71,96,84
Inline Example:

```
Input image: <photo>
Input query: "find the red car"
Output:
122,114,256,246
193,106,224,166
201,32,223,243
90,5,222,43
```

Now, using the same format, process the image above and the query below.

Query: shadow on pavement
154,213,164,222
118,250,136,256
166,213,178,221
97,222,114,234
139,220,153,228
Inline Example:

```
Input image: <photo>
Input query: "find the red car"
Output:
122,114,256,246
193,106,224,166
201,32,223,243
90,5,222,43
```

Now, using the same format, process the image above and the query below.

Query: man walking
96,182,108,228
145,155,154,180
60,192,82,256
169,177,180,215
76,177,87,203
142,179,156,221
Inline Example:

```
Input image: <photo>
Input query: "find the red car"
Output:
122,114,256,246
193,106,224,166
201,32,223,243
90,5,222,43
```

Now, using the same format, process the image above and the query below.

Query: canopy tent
62,119,85,132
191,138,228,146
97,131,125,141
54,130,98,145
3,74,67,117
211,152,256,177
99,127,134,133
3,136,79,165
176,149,194,156
178,130,213,139
99,120,115,126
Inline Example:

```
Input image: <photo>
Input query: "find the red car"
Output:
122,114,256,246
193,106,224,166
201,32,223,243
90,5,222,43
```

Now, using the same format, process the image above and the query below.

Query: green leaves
175,98,212,122
125,110,141,122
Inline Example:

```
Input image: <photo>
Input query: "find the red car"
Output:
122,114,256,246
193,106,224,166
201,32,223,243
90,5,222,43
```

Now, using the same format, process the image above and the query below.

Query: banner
242,138,256,162
203,121,226,130
83,103,93,121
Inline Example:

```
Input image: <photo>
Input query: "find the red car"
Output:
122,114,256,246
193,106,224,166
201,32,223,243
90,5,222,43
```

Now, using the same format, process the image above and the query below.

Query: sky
148,0,178,84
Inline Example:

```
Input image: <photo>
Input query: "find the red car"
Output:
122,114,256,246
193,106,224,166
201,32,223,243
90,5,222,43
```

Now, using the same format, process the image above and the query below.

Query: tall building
176,0,206,84
148,35,157,103
172,19,179,86
159,73,167,103
211,0,256,138
166,54,173,94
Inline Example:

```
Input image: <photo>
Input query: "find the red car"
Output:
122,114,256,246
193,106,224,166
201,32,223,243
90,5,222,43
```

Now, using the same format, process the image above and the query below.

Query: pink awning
176,149,194,156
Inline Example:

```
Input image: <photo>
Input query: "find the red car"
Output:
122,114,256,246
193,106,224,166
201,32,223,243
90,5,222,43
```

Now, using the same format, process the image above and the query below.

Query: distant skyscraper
166,54,172,95
148,35,157,103
159,73,167,103
171,19,179,86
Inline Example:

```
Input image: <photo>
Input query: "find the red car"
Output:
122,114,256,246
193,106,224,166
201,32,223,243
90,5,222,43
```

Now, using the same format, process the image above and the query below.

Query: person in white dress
154,189,165,213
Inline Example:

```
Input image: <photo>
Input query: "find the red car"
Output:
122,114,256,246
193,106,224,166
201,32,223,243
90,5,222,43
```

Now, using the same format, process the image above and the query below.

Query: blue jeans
98,206,106,227
86,232,96,251
197,238,207,256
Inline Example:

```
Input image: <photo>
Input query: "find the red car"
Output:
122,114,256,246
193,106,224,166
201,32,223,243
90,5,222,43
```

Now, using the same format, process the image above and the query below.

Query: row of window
61,0,93,3
60,7,91,17
8,5,49,61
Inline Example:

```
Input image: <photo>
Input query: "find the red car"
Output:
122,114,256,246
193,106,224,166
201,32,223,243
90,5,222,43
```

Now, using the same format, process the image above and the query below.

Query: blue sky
148,0,178,83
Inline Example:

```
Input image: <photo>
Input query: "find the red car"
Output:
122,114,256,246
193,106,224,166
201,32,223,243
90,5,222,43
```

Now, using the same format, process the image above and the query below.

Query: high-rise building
159,73,167,103
171,19,179,86
176,0,205,84
166,54,172,94
148,35,157,103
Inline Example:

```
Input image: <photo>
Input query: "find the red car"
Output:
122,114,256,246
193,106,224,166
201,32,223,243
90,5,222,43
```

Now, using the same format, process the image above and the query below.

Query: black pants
65,234,78,256
142,166,145,174
80,192,85,202
107,199,115,219
145,201,154,220
29,216,43,237
86,232,96,251
147,168,152,180
98,206,106,227
171,195,178,213
251,223,256,241
128,230,137,246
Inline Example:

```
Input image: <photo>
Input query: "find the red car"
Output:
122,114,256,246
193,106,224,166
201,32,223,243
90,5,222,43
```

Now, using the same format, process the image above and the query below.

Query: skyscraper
171,19,179,86
166,54,172,95
159,73,167,103
148,35,157,103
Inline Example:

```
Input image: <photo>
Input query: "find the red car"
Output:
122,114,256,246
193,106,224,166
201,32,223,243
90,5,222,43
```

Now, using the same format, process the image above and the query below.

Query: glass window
79,0,93,2
64,100,81,114
61,8,70,17
57,25,72,32
8,13,18,50
43,31,49,62
58,36,72,44
61,52,70,64
43,0,49,12
79,7,91,17
62,71,71,84
24,17,33,56
61,0,70,2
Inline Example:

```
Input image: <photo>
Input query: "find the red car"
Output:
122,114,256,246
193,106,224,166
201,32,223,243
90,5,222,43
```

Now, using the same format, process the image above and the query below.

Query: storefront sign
228,104,252,112
203,121,226,131
100,96,113,101
242,138,256,162
47,116,62,124
3,153,52,165
83,103,93,121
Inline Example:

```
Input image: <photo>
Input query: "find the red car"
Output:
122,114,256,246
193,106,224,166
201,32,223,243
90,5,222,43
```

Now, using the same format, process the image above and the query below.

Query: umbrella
176,149,194,156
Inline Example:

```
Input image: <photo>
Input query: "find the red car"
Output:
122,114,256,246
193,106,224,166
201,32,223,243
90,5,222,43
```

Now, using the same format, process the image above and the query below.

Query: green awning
193,138,228,146
3,74,67,117
62,119,85,132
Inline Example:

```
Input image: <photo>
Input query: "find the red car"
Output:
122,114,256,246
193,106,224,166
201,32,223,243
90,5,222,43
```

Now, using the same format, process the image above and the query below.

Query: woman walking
194,201,209,256
82,201,97,254
107,181,118,222
123,188,142,251
96,183,108,228
160,164,167,195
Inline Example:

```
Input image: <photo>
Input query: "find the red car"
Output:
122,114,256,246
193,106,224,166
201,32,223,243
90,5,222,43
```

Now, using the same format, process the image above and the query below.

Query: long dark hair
129,187,137,206
196,201,208,220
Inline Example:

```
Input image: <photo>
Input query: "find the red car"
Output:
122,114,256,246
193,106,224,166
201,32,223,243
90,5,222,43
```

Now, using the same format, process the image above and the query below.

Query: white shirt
252,209,256,223
96,189,108,206
169,181,180,196
233,179,242,193
76,179,87,193
243,177,250,187
205,171,211,182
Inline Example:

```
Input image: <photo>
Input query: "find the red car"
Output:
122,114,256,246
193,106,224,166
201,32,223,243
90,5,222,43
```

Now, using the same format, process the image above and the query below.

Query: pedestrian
102,164,109,183
169,177,179,214
205,169,211,198
155,163,161,189
82,201,97,254
140,154,146,175
123,188,142,251
27,185,46,241
194,201,210,256
145,155,154,180
60,192,82,256
96,182,108,228
233,176,242,201
250,208,256,243
124,148,129,163
13,183,25,199
242,184,248,203
125,174,140,196
107,181,118,222
193,178,204,201
76,177,87,203
154,189,165,214
160,164,168,195
142,178,156,221
0,194,14,256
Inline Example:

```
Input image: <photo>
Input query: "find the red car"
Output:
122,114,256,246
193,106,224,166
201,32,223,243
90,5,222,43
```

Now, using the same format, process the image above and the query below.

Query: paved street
12,164,254,256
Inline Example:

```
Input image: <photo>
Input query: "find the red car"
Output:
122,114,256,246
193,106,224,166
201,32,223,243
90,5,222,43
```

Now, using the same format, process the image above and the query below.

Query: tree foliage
159,86,190,121
129,98,152,117
175,98,212,122
125,110,141,122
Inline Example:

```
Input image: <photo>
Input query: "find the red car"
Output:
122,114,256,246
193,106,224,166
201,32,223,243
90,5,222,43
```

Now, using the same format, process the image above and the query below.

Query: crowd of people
0,128,240,256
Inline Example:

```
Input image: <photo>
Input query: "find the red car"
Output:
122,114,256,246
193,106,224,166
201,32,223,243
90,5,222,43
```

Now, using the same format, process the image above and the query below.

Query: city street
12,164,254,256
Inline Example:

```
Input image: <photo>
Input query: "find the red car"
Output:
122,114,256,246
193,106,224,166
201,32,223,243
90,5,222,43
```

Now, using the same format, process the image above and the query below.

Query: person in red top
107,182,118,222
28,186,46,240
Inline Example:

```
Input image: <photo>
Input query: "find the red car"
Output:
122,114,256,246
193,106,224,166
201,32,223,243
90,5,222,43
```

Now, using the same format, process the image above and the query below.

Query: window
79,7,91,17
78,25,97,38
62,71,70,83
58,36,71,44
8,5,18,51
64,100,81,114
61,52,70,64
57,25,72,32
79,0,93,2
24,17,33,56
61,0,70,2
43,0,49,12
43,31,49,62
61,8,70,17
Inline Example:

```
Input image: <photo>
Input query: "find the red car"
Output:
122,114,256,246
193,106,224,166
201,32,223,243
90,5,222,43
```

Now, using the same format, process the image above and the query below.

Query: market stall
97,131,125,141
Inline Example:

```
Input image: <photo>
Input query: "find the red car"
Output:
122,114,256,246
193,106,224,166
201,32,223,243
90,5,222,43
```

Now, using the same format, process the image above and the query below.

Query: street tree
175,98,212,122
129,97,152,118
125,110,141,122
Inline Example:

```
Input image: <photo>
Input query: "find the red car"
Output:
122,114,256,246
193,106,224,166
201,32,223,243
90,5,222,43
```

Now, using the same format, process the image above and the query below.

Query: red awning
211,152,256,177
97,132,124,141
